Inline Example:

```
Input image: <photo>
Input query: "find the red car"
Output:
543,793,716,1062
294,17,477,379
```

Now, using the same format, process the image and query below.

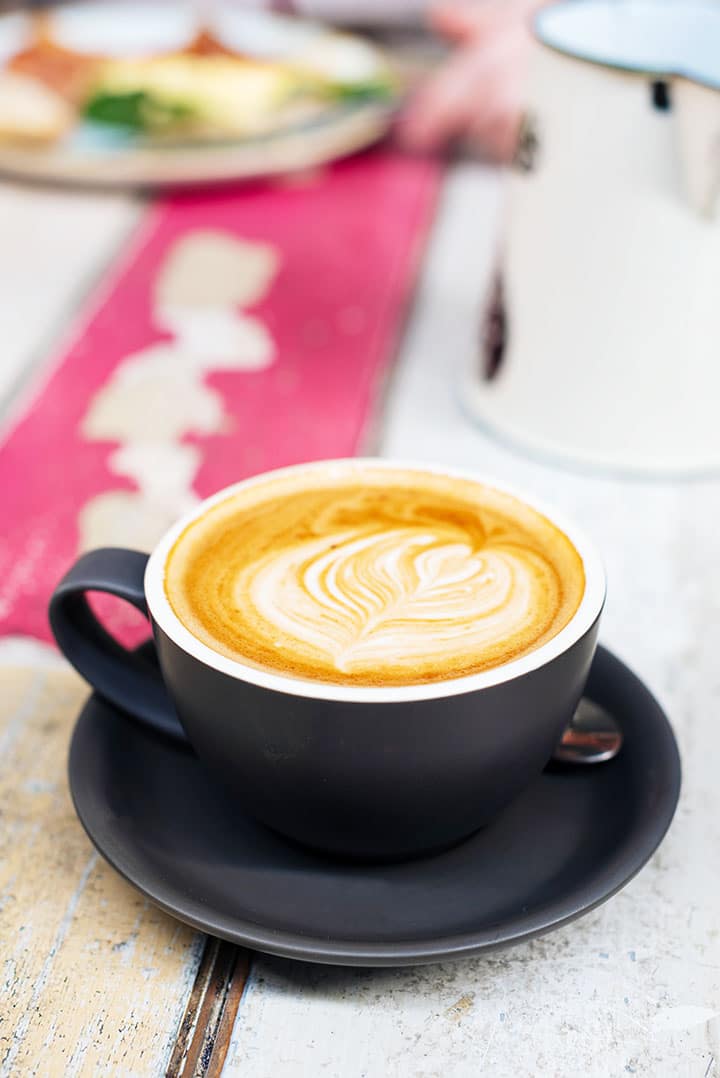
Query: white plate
0,2,397,187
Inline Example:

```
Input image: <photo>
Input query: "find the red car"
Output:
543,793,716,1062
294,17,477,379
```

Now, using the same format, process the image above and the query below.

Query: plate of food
0,2,399,186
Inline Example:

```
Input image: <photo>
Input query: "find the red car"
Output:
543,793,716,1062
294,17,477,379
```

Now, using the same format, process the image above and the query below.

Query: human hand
397,0,543,162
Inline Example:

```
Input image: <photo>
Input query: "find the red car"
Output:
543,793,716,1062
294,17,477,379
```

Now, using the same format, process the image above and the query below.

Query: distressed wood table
1,164,718,1078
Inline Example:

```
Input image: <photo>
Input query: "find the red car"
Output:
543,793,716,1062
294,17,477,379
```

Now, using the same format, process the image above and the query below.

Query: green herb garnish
325,79,396,105
84,91,196,132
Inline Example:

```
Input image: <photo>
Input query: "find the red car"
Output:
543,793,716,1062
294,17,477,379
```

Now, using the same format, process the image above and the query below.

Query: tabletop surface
0,163,718,1078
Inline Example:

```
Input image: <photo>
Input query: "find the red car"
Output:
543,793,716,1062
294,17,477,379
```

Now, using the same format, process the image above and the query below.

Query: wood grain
0,184,140,415
167,940,250,1078
0,666,204,1077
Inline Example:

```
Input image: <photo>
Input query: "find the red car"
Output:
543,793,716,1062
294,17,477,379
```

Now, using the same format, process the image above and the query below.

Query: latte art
165,466,585,686
248,529,548,674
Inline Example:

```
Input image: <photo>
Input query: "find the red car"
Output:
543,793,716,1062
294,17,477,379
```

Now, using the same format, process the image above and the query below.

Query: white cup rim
145,459,606,703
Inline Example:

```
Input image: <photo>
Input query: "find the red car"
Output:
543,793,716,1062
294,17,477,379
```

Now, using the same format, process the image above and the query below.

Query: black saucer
68,645,680,967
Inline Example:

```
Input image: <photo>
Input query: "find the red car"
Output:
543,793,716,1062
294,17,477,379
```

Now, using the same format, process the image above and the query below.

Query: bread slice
0,71,73,145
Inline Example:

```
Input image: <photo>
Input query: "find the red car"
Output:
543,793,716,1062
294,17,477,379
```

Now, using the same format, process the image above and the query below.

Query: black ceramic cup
50,460,605,860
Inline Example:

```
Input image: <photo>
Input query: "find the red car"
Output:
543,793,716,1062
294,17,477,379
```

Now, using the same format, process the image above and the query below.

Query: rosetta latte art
248,529,549,673
165,466,585,686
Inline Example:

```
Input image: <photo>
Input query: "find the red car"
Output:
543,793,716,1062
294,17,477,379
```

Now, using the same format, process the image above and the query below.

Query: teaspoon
551,699,623,765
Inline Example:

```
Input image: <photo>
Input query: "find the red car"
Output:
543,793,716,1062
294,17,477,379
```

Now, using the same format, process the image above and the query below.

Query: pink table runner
0,151,441,645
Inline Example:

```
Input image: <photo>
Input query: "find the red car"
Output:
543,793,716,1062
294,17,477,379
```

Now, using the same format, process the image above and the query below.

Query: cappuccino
165,464,585,686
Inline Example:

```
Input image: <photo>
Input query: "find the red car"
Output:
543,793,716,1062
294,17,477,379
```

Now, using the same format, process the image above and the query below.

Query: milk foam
165,466,585,686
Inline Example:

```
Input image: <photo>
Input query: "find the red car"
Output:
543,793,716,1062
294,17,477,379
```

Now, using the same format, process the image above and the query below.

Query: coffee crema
164,465,585,686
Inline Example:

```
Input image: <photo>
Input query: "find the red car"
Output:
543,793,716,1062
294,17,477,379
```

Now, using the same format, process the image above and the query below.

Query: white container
464,0,720,475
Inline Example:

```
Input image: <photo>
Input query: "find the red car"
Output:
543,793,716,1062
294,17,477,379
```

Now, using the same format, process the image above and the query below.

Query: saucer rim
68,645,681,967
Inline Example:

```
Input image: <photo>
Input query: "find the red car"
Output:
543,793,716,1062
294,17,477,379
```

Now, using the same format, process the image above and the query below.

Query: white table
1,164,718,1078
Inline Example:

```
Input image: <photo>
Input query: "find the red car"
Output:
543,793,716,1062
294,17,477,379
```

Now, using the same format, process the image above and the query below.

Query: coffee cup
50,459,605,859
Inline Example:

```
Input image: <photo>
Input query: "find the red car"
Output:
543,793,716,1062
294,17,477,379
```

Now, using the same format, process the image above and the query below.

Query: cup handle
49,548,187,743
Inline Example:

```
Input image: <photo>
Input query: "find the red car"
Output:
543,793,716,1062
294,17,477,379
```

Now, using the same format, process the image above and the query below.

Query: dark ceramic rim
68,646,680,966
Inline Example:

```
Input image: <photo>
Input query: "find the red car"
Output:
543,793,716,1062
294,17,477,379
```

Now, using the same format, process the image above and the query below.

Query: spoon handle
551,699,623,766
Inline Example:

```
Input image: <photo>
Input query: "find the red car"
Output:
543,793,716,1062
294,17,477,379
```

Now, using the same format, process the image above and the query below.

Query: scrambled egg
90,55,309,137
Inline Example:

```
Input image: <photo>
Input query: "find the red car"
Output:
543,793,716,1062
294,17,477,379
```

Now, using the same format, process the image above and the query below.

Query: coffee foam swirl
165,467,585,686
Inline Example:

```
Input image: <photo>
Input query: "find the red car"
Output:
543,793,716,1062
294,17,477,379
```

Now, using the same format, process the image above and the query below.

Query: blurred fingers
464,37,530,160
396,45,494,152
428,1,505,43
397,22,529,158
